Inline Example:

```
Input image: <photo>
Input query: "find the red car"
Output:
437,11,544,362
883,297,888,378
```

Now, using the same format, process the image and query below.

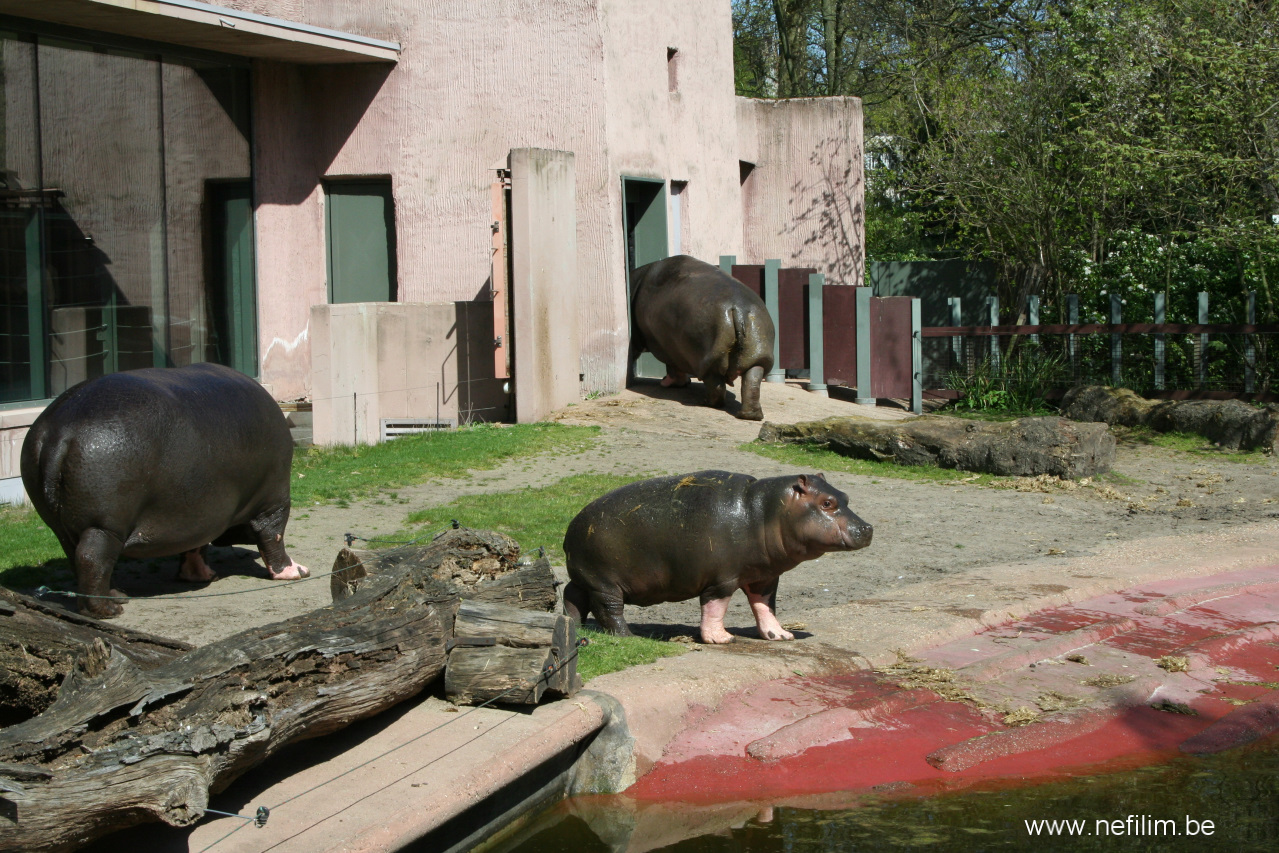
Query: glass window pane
0,33,41,403
39,38,165,395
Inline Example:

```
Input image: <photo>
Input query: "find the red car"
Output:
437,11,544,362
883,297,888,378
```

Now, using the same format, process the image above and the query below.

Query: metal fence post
911,297,922,415
1197,292,1209,389
1110,294,1122,386
1154,292,1166,391
807,273,827,396
764,259,785,383
856,286,874,405
719,255,736,275
987,296,1000,371
1028,294,1040,346
948,296,962,374
1067,294,1079,381
1246,291,1256,394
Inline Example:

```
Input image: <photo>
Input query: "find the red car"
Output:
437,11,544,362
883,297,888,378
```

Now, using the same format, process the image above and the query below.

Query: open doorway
622,177,668,380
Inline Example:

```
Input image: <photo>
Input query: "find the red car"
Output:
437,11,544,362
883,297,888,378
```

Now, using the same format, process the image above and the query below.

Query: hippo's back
21,363,292,552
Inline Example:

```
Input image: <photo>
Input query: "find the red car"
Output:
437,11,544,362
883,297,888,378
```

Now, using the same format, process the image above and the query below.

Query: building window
0,28,256,405
667,47,680,93
670,180,688,254
324,178,398,304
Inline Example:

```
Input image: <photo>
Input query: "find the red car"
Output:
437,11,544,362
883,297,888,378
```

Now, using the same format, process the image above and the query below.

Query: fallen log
1060,386,1279,453
758,415,1114,478
0,527,536,853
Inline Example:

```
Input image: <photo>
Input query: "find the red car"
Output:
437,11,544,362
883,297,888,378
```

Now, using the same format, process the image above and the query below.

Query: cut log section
758,415,1115,478
446,601,581,704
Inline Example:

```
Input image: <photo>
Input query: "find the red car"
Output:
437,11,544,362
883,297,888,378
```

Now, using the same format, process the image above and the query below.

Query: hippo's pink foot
177,548,218,583
660,372,690,388
268,561,310,580
82,590,126,619
699,595,734,643
700,625,735,644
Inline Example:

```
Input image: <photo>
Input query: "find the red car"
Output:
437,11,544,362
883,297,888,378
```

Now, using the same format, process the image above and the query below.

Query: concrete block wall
310,301,506,446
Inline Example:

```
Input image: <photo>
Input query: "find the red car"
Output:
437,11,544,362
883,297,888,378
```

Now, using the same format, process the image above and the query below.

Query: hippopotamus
630,255,776,421
562,470,872,644
20,363,309,619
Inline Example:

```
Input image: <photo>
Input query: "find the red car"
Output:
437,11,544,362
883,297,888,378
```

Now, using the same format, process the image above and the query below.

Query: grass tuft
576,626,686,682
0,505,68,588
403,473,647,563
291,422,600,506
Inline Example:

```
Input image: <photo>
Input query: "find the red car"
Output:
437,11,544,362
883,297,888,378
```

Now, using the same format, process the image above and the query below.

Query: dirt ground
99,379,1279,647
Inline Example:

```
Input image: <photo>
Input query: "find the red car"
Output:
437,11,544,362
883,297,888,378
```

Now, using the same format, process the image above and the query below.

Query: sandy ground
93,378,1279,647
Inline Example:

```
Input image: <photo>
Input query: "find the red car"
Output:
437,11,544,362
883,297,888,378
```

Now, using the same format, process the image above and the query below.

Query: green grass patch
402,473,645,562
576,626,686,682
292,422,600,506
741,440,1005,486
0,504,68,588
1113,426,1273,463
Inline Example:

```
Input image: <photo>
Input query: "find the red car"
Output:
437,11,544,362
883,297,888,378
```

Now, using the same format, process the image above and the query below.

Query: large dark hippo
20,363,309,618
631,255,776,420
562,470,872,644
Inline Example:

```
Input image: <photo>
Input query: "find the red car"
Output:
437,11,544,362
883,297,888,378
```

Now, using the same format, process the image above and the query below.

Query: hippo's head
783,473,873,556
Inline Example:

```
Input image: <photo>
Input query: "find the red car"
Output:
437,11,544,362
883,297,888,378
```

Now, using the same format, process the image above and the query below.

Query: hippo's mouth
839,525,873,550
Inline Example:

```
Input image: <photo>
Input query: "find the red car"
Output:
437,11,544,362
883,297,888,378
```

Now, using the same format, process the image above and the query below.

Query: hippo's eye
821,499,835,510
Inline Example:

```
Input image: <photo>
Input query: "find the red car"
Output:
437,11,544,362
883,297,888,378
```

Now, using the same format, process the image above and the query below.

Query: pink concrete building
0,0,863,498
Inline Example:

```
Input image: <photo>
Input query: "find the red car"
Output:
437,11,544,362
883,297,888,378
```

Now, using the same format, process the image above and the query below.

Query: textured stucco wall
227,1,863,402
738,96,866,286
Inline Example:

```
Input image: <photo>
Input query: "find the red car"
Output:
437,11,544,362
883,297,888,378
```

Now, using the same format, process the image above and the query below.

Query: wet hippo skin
630,255,776,420
563,471,872,643
20,363,308,619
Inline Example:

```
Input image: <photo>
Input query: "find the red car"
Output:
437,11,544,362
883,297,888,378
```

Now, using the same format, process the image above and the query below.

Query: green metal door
622,177,668,380
326,179,397,304
210,180,258,376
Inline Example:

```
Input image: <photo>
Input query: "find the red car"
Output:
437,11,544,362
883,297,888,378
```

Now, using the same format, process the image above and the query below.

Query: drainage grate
380,418,456,441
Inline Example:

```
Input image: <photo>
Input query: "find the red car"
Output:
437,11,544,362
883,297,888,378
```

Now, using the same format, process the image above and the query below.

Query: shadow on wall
788,130,865,286
254,63,394,207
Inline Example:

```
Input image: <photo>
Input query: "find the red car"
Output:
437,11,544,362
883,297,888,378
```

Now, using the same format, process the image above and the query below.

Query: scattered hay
1036,690,1086,712
1003,706,1040,726
1157,655,1191,672
1064,653,1090,665
876,653,980,705
1083,673,1136,688
781,621,808,631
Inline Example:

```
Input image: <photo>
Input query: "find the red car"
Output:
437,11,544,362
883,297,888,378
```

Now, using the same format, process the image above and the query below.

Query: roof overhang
0,0,399,64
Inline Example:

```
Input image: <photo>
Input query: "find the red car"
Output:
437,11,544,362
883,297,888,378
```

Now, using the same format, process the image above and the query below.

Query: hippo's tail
732,303,775,374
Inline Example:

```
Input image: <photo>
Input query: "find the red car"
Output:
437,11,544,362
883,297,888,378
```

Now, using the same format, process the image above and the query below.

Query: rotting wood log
758,415,1115,478
0,588,193,728
0,527,527,853
447,601,581,704
1060,386,1279,453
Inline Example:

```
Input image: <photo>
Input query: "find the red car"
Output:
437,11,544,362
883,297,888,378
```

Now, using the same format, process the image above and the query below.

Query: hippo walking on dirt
562,471,872,644
631,255,776,421
20,363,309,619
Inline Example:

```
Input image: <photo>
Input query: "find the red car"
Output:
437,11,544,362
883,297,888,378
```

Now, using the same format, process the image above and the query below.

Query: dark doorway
622,177,668,380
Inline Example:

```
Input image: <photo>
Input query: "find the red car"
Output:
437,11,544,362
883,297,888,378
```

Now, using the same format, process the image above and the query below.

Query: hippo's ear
813,472,827,482
793,474,813,496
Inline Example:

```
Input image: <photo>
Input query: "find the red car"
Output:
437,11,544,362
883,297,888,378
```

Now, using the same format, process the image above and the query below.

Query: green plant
947,346,1065,416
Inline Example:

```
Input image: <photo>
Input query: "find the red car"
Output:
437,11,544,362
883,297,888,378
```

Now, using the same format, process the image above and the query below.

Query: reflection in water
489,735,1279,851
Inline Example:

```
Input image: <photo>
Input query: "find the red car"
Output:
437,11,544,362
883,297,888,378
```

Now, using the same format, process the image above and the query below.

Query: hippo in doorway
630,255,776,420
562,470,872,644
20,363,309,619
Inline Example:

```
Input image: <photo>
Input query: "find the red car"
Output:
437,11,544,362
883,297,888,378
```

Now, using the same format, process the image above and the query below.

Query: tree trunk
447,601,581,704
759,414,1115,478
0,527,548,853
1060,386,1279,453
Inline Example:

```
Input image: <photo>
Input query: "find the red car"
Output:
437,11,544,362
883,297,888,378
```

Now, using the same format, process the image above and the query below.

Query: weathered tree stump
758,415,1115,478
1060,386,1279,453
446,600,581,704
0,527,543,853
